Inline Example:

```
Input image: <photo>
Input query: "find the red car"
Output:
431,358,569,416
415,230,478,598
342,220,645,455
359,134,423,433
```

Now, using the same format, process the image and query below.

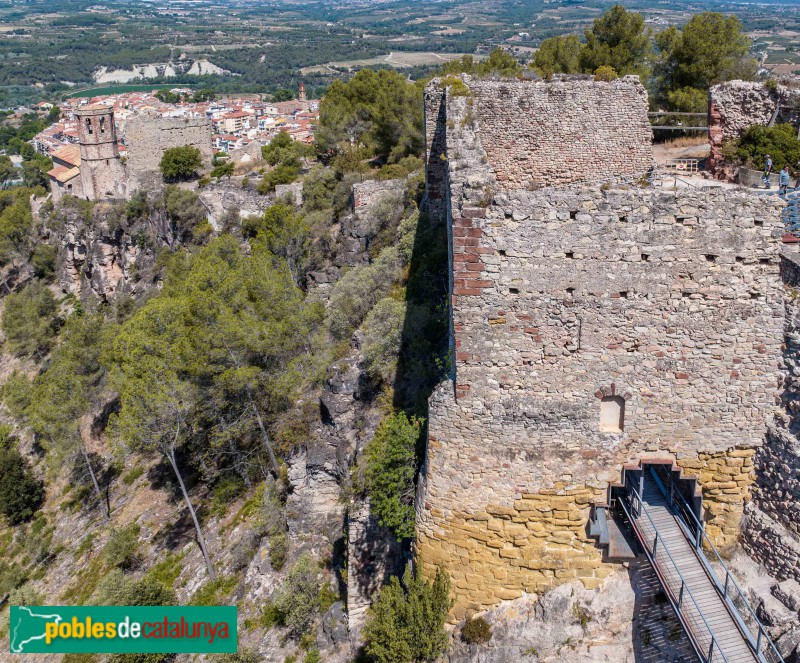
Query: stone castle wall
418,79,787,617
466,76,654,189
742,253,800,583
125,115,213,191
708,80,800,176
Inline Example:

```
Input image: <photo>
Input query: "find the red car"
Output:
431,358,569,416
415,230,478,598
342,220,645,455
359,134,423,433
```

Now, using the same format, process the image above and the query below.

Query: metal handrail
648,466,785,663
619,475,732,663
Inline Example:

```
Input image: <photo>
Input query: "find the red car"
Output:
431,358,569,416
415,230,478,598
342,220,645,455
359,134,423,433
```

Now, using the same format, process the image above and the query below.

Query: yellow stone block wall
676,448,756,552
418,447,755,617
417,484,614,620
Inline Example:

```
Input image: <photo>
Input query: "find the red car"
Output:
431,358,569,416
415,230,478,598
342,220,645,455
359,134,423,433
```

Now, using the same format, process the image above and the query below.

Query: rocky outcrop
199,179,273,226
55,203,150,300
447,563,694,663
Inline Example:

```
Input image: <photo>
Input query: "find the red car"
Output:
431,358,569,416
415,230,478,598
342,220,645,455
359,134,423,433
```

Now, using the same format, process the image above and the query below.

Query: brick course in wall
418,77,787,616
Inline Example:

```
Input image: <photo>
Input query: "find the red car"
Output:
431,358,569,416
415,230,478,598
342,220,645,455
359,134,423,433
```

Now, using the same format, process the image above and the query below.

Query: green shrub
210,476,246,517
0,423,14,449
363,565,451,663
31,243,57,280
362,412,422,540
0,446,45,525
462,616,492,644
736,123,800,169
269,531,289,571
159,145,203,181
221,649,261,663
163,185,207,236
189,576,239,606
92,569,176,607
104,523,141,570
362,298,405,385
304,650,320,663
121,466,145,485
262,131,311,168
257,165,300,194
1,279,59,358
273,554,320,637
143,551,185,589
594,65,618,82
326,246,404,340
260,600,287,629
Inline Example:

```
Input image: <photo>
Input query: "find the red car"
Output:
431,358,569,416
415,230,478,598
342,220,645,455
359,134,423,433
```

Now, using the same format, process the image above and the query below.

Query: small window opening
619,291,629,298
566,287,576,294
99,117,106,133
499,249,507,256
565,252,574,259
735,256,744,263
759,258,770,265
86,118,93,135
105,159,109,166
569,210,577,220
619,215,627,223
754,219,764,227
600,396,625,433
750,292,761,299
509,287,519,294
705,254,717,263
641,253,649,262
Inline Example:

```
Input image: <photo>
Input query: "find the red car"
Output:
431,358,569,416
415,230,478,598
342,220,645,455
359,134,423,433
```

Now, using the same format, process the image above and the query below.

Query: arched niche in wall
594,384,632,434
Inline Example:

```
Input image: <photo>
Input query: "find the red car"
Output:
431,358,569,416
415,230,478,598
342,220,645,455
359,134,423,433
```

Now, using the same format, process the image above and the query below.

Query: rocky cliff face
52,202,150,301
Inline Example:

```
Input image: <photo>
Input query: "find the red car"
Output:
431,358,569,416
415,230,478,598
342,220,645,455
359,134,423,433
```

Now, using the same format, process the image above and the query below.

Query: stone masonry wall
417,78,787,617
708,80,800,176
468,76,654,190
742,253,800,583
126,115,213,191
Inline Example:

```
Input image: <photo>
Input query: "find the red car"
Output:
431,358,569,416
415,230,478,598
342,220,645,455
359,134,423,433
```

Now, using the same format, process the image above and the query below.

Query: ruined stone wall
422,84,448,222
125,115,213,191
417,80,786,617
467,76,654,190
741,253,800,583
708,81,800,176
351,179,406,213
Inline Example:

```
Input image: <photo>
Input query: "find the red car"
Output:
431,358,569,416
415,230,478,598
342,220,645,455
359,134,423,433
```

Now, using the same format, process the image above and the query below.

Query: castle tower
75,104,128,200
299,82,307,103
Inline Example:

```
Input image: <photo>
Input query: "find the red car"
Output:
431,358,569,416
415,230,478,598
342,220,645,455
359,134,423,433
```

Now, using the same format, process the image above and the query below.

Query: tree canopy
579,5,652,78
532,35,581,77
159,146,204,182
317,69,424,163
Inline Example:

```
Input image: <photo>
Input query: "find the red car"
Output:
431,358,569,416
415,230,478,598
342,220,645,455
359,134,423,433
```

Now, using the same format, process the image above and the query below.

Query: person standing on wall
763,154,774,189
780,165,790,195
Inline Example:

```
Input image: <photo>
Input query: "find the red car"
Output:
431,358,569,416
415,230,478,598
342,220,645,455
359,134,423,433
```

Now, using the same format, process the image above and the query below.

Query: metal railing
647,466,785,663
618,474,732,663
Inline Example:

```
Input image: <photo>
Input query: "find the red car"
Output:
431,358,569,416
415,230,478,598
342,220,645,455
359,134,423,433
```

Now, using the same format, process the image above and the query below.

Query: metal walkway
617,465,784,663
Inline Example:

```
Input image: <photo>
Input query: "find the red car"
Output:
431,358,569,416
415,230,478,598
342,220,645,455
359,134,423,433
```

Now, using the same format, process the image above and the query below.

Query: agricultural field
0,0,799,107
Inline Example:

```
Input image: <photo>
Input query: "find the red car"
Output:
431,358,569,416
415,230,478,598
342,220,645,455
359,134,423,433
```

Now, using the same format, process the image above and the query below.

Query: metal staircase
591,461,785,663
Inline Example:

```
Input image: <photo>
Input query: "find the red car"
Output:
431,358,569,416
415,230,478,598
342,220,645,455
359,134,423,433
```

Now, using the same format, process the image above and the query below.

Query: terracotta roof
47,165,81,183
50,144,81,167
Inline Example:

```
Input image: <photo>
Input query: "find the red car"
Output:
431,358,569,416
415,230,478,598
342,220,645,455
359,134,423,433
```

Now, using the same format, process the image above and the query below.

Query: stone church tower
75,104,128,200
